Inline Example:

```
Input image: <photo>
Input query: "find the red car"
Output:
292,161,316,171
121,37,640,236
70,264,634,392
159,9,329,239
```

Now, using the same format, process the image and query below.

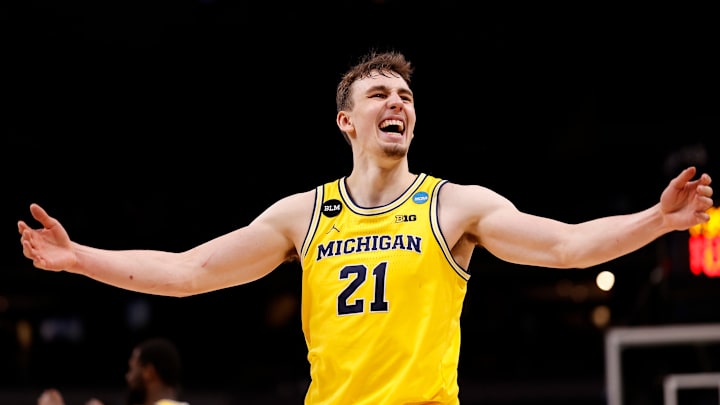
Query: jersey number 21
337,262,389,315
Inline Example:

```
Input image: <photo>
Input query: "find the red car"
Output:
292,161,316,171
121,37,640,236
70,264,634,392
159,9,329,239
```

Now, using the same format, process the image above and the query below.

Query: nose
387,92,403,110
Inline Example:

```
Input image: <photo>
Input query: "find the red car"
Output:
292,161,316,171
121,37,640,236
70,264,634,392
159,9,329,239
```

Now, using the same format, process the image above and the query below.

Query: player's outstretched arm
18,191,313,297
451,166,713,270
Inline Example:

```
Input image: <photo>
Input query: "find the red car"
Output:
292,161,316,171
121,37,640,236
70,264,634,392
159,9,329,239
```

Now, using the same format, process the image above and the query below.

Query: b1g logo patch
322,199,342,218
396,214,417,223
413,191,429,204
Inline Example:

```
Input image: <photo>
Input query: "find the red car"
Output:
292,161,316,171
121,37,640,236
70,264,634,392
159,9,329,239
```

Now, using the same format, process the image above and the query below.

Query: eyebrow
365,84,414,98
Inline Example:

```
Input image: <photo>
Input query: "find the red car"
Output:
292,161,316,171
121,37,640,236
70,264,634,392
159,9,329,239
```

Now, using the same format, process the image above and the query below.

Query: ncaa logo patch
322,199,342,217
412,191,429,204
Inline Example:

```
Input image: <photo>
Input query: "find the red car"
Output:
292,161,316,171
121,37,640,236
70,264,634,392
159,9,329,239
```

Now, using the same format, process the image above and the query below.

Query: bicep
184,196,307,292
477,208,571,267
449,184,572,268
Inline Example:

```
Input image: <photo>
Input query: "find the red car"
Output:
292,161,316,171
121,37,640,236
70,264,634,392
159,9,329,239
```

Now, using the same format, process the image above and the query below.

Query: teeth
380,119,405,133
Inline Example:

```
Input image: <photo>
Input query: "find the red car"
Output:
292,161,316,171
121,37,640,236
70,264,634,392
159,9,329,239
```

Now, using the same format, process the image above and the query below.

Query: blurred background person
37,337,189,405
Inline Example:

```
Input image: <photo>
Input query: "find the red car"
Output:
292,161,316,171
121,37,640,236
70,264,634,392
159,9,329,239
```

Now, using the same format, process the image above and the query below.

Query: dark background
2,1,719,404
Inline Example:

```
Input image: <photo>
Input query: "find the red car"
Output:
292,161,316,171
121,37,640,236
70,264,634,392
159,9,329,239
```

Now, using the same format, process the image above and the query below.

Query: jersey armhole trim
300,185,324,261
430,180,471,281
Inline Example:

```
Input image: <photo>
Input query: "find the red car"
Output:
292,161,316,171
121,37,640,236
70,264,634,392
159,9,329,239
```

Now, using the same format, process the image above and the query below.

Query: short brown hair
335,51,414,113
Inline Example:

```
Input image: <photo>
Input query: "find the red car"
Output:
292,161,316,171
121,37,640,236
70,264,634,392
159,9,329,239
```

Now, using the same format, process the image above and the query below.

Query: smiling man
19,51,714,404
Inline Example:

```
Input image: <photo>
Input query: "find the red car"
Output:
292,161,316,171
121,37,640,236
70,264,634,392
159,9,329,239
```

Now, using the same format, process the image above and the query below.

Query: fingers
19,219,34,248
695,173,713,201
22,239,36,260
18,220,29,235
30,203,52,226
700,172,713,186
19,223,33,257
677,166,698,184
21,203,58,235
674,168,713,198
696,212,711,223
19,224,41,265
21,238,49,269
697,184,714,198
19,203,47,234
666,166,696,192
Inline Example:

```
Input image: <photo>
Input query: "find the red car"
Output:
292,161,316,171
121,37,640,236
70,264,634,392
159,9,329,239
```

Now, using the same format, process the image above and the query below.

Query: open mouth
380,119,405,135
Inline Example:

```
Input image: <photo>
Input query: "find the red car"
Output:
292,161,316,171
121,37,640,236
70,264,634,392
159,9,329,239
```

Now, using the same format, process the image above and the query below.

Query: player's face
124,348,147,405
345,71,415,158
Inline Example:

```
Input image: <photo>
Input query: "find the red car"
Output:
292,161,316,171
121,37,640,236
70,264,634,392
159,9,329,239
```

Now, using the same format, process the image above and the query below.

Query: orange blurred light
688,207,720,277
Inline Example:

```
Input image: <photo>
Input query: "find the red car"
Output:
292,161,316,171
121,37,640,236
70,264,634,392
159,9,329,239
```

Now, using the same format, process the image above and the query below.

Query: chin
382,144,408,158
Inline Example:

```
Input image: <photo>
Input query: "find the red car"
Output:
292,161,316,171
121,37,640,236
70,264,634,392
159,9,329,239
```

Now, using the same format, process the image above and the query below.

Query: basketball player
37,337,188,405
19,51,713,404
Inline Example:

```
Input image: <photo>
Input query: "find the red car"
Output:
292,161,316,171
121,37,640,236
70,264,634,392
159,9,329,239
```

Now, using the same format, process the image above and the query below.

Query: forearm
568,203,670,268
68,243,197,297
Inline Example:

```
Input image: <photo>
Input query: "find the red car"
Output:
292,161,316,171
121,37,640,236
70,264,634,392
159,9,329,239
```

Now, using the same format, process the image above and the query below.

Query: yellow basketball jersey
300,173,470,405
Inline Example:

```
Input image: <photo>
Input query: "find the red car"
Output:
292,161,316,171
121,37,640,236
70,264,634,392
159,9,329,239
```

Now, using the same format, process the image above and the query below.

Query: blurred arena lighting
39,317,84,343
592,305,611,329
596,270,616,292
688,206,720,277
125,297,152,330
0,295,8,312
17,319,33,350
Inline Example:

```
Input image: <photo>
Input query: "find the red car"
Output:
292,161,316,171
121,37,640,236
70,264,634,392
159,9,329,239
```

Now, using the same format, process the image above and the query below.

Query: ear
142,363,159,383
336,111,353,133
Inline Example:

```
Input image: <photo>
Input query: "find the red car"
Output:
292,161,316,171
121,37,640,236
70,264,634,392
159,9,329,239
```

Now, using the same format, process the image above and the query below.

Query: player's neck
346,164,417,207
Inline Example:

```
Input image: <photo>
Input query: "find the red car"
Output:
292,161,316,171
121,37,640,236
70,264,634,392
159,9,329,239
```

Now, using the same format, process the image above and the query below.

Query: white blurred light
596,270,615,291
